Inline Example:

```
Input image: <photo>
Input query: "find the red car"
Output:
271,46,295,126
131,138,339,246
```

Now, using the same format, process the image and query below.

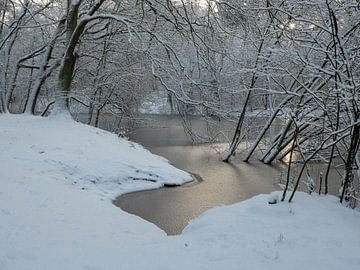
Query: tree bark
51,0,105,116
24,17,65,114
340,121,360,203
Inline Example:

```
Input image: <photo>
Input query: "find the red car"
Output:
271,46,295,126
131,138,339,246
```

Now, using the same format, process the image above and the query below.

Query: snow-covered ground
1,114,359,270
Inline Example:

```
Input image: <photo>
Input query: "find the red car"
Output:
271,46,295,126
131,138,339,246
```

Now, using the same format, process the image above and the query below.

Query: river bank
112,114,342,235
1,114,359,270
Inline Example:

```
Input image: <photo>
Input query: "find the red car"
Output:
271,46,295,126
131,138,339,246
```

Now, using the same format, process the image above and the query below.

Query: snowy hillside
0,115,359,270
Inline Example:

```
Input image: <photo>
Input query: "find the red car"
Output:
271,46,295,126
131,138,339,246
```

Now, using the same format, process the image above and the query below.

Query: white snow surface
139,91,172,114
1,114,360,270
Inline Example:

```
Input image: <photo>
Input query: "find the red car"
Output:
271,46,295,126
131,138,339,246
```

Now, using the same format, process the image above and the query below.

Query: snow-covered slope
0,114,191,199
182,192,360,270
1,114,359,270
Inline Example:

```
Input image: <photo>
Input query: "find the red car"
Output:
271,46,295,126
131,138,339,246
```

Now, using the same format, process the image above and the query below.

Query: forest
1,0,360,205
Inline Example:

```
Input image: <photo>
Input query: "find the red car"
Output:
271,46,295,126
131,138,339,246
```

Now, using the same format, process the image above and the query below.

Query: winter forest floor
1,114,360,270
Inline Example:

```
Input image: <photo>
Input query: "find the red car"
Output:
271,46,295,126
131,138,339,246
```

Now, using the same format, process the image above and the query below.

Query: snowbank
1,114,359,270
182,192,360,270
0,114,191,199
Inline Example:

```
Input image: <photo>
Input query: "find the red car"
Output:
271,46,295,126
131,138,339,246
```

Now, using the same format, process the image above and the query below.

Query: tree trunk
25,17,65,114
51,54,75,116
51,0,105,117
281,126,298,201
243,95,293,162
222,88,252,162
340,121,360,203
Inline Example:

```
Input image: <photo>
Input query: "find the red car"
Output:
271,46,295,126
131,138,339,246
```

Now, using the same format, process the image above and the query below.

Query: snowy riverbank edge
1,114,360,270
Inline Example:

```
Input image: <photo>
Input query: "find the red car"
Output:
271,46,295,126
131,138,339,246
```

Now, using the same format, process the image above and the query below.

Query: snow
0,114,191,199
1,114,360,270
267,192,280,204
139,91,173,114
182,193,360,270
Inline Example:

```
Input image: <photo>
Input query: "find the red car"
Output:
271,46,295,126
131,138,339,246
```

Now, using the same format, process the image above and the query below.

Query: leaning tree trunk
281,126,298,201
288,124,354,202
340,120,360,203
262,118,293,163
243,76,328,162
277,126,322,161
222,0,282,162
222,88,252,162
243,94,293,162
261,121,311,164
25,17,65,114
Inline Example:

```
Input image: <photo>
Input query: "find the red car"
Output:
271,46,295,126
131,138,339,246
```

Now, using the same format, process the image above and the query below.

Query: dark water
75,113,342,235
